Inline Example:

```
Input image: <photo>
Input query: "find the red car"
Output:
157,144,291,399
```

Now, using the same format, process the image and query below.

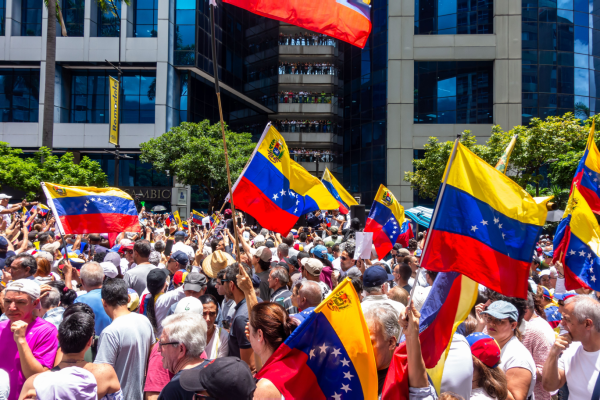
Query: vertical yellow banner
173,210,183,230
109,76,120,145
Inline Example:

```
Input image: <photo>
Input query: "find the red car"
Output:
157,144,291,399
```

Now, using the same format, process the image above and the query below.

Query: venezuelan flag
364,185,406,259
571,123,600,213
37,204,50,216
322,168,358,215
222,0,371,48
256,278,377,399
382,272,478,399
494,134,518,174
231,124,338,235
553,185,600,291
165,213,173,227
182,220,189,230
41,182,139,234
395,220,414,248
192,210,203,224
421,143,550,299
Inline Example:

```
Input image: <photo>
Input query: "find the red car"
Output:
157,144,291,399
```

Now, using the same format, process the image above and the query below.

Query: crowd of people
278,32,336,46
278,62,338,75
288,148,338,163
277,91,335,104
0,192,599,400
272,119,335,133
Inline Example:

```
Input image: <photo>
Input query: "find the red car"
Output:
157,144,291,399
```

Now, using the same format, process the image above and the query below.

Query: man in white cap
0,195,28,226
0,279,58,400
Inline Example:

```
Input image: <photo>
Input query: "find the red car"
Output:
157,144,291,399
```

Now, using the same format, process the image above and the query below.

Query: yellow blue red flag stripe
321,168,358,214
41,182,139,234
571,123,600,213
421,143,550,299
365,184,406,259
255,278,377,399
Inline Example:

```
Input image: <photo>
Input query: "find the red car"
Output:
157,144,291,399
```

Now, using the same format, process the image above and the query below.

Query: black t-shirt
158,360,211,400
228,298,252,358
377,367,389,396
256,270,271,301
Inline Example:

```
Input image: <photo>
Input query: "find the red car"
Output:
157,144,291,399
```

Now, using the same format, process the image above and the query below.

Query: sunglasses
219,279,231,285
340,256,347,261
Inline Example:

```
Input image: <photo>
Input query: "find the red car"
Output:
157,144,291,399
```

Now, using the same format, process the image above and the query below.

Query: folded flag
545,303,562,333
192,210,203,224
182,220,189,230
420,143,551,299
364,185,406,259
222,0,371,48
553,185,600,291
321,168,358,215
495,134,518,174
41,182,140,234
382,272,478,399
173,210,183,230
395,220,414,248
571,123,600,213
255,277,377,399
230,124,337,235
36,204,50,216
165,213,173,227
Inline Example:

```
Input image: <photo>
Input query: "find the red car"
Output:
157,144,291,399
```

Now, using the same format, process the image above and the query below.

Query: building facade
0,0,596,211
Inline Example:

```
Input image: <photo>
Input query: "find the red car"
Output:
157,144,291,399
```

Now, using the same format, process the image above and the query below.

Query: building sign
109,76,120,145
121,187,172,201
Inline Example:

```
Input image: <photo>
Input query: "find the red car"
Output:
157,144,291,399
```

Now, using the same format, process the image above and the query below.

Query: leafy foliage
0,143,108,199
139,120,255,210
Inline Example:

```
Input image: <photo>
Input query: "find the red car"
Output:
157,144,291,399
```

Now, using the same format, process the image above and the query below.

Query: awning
405,206,433,228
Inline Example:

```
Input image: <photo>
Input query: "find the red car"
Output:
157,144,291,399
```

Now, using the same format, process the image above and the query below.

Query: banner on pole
109,76,120,145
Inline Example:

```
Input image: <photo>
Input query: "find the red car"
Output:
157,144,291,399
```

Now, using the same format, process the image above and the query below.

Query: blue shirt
74,289,112,336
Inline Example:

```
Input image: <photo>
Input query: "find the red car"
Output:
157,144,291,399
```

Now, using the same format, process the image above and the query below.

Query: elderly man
268,266,296,314
40,288,64,329
0,279,58,400
157,313,210,399
74,261,112,336
362,265,406,316
543,296,600,398
364,304,400,396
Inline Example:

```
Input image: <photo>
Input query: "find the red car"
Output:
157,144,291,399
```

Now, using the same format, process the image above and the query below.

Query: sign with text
109,76,120,145
120,187,172,201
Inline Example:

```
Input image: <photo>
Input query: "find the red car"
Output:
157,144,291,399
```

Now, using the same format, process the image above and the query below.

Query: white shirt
441,333,473,400
0,368,9,400
500,336,537,400
172,241,194,261
470,387,496,400
0,205,10,225
361,294,405,316
204,326,230,359
558,341,600,399
332,257,341,272
140,287,186,336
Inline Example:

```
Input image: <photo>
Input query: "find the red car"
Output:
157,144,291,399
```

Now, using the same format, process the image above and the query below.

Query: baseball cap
554,292,577,302
346,266,362,279
301,258,323,277
293,243,304,252
100,262,118,279
180,357,256,399
0,236,8,250
174,297,203,314
283,255,298,269
543,250,554,257
118,243,134,253
481,300,519,322
173,270,188,287
363,265,393,287
466,332,501,368
253,234,265,243
311,245,328,260
330,226,339,233
265,240,275,248
0,194,12,200
252,246,272,262
6,279,41,300
41,242,62,253
146,268,168,293
127,288,140,311
171,250,189,266
224,209,232,216
174,231,186,238
540,286,553,300
183,272,207,292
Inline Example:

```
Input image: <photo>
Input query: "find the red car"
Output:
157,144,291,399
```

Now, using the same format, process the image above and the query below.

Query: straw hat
202,250,235,278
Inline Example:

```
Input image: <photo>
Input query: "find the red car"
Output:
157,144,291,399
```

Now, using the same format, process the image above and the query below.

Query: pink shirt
143,344,173,393
0,317,58,400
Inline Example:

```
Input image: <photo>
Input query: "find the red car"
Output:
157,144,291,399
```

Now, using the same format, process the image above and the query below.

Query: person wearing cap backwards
361,265,406,316
95,278,155,400
167,272,208,316
0,279,58,400
123,240,157,297
172,231,194,262
300,258,330,301
465,332,508,400
543,295,600,400
74,262,112,337
251,246,273,301
477,300,536,400
179,357,256,399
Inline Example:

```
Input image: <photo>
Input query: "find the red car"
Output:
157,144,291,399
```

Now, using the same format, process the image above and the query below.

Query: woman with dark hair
466,333,508,400
199,294,229,359
341,217,361,242
47,280,77,307
249,302,297,399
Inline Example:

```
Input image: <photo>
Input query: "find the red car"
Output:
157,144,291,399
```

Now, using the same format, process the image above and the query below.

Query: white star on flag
502,233,505,239
84,208,87,212
498,224,503,229
319,343,328,354
331,348,341,357
273,194,278,200
280,189,286,196
343,371,354,380
493,217,499,224
103,200,108,203
109,203,113,207
340,358,350,367
294,208,298,213
592,275,597,282
112,207,116,211
332,394,341,400
570,250,576,255
591,267,595,273
589,253,593,259
481,220,488,225
309,349,315,359
341,384,351,393
590,172,593,176
471,226,478,232
580,250,587,257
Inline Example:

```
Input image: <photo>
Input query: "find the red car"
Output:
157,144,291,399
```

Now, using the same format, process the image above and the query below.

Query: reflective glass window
415,0,492,34
0,68,39,122
22,0,42,36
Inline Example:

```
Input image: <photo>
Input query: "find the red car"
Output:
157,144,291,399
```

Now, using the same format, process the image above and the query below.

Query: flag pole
40,182,70,262
400,134,461,335
209,1,240,260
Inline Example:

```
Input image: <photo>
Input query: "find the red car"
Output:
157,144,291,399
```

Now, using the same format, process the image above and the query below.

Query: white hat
120,238,133,246
34,251,54,263
253,234,265,243
6,279,41,299
539,269,551,277
174,297,203,315
34,367,97,400
100,262,118,279
301,258,324,277
0,194,12,199
41,242,61,253
251,246,272,262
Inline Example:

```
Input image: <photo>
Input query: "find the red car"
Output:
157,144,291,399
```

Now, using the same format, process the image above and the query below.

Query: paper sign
354,232,373,260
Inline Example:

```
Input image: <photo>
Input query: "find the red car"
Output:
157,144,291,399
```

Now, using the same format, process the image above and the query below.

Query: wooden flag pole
209,2,240,260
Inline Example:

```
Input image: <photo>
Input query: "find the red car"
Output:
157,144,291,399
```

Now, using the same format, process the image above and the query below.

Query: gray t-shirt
95,312,155,400
123,263,157,296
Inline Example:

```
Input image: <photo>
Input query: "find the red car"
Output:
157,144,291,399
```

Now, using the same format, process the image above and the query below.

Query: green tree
404,131,492,201
139,120,255,210
0,143,108,199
